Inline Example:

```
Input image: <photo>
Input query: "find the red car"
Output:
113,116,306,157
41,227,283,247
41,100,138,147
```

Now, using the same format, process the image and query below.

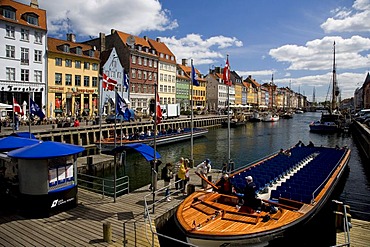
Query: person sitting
73,119,80,127
307,141,314,147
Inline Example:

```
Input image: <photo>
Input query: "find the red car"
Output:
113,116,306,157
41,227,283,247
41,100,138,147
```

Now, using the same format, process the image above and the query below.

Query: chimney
111,29,116,34
182,59,187,66
30,0,39,8
66,33,76,42
144,36,148,41
156,37,161,42
99,32,106,52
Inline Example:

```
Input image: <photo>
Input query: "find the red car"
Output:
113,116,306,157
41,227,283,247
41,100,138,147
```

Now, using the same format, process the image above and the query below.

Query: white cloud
21,0,178,38
321,0,370,33
159,34,243,66
236,70,275,78
269,36,370,71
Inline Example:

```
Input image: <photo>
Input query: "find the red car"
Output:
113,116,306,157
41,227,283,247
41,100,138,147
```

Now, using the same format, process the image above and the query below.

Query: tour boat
96,127,208,152
175,145,351,247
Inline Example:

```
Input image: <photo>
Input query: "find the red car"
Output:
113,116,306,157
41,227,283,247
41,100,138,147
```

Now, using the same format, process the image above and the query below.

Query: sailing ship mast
331,41,340,113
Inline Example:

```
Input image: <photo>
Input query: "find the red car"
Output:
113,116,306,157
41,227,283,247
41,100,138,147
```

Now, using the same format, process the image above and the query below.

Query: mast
331,41,337,112
190,60,194,164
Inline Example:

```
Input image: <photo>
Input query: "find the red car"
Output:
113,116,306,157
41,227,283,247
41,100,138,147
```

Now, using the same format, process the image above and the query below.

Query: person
217,173,232,194
73,118,80,127
295,140,305,147
307,141,314,147
221,162,228,174
184,158,190,190
149,159,162,191
242,176,261,209
14,113,20,131
196,158,212,189
174,157,184,190
177,158,188,194
161,163,173,201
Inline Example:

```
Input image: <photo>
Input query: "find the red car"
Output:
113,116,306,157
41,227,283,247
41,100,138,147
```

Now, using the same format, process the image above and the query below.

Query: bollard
103,222,112,243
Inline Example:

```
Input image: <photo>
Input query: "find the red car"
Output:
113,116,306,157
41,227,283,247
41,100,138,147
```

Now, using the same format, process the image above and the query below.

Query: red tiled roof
148,38,176,64
115,30,150,48
0,0,47,31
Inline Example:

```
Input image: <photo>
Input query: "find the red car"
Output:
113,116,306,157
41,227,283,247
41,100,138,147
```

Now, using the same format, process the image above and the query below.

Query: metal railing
77,173,129,199
143,180,197,247
331,200,352,247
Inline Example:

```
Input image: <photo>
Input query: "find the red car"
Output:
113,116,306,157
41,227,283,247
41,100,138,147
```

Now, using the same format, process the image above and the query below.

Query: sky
18,0,370,102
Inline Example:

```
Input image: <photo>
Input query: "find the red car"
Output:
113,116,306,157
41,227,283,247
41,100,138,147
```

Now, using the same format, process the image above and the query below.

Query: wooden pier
0,168,217,247
336,218,370,247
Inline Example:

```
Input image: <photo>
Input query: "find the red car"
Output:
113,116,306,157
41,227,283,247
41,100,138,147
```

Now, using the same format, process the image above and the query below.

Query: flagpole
12,93,15,134
28,93,31,138
114,90,117,149
190,59,194,165
152,83,158,213
120,68,124,146
226,54,231,164
99,75,103,152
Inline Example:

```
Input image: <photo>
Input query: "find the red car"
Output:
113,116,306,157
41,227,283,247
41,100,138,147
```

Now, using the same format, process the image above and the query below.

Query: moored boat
96,127,208,151
175,145,351,246
249,111,263,122
262,113,279,122
221,118,246,128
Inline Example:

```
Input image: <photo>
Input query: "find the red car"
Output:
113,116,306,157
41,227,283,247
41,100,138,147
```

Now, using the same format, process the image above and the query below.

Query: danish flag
102,73,118,91
13,97,23,116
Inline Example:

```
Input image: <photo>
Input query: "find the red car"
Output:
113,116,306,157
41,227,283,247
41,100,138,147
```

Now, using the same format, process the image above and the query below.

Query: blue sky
19,0,370,101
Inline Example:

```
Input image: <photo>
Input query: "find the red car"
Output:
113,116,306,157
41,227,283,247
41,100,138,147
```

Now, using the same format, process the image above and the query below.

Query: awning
0,103,12,109
0,136,41,152
10,132,37,139
7,141,85,159
112,143,161,161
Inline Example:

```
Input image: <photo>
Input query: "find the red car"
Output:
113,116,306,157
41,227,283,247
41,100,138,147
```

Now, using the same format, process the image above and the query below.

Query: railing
331,200,351,247
143,180,197,247
77,173,129,199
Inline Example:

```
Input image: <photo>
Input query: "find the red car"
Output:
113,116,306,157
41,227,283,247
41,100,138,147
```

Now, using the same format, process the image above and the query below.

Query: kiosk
7,141,84,217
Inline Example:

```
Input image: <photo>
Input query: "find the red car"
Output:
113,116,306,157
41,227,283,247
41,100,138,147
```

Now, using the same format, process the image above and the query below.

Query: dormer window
63,44,70,52
138,46,142,51
27,14,39,25
3,7,16,20
76,47,82,55
89,50,94,57
152,50,156,55
145,47,149,52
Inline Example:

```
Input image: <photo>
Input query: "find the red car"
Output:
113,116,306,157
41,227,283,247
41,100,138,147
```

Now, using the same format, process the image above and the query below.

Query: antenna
126,35,135,46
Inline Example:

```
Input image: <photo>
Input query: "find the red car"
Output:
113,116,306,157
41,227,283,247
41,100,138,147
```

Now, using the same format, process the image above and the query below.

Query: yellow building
47,35,100,118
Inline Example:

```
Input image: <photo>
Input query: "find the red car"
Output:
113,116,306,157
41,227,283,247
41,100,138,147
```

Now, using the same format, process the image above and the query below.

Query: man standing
196,159,211,189
161,163,173,201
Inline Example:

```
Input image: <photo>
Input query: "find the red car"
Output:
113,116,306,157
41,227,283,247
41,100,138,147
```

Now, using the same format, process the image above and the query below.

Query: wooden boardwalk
0,168,216,247
336,218,370,247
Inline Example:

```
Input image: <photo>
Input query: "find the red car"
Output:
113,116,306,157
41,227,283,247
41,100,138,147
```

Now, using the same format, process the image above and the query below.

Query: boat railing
143,181,197,247
311,150,348,204
77,173,129,200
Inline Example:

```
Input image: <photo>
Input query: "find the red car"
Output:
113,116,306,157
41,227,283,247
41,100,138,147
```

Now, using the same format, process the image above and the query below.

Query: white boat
262,113,279,122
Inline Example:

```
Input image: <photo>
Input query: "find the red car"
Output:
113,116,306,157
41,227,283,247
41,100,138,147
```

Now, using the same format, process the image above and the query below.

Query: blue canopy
0,136,41,152
7,141,85,159
10,132,37,139
112,143,161,161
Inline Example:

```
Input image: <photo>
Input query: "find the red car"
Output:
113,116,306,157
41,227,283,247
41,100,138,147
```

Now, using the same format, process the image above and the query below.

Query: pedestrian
196,158,211,189
177,158,189,194
14,113,20,131
174,157,184,190
161,163,173,201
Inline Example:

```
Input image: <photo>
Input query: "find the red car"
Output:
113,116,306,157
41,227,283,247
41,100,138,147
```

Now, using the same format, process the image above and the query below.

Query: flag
223,57,231,86
123,71,129,89
156,92,162,124
13,97,23,116
115,91,128,117
191,64,199,86
103,73,117,91
30,98,45,119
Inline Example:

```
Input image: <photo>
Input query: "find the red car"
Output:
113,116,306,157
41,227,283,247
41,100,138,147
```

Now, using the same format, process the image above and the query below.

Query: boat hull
175,146,351,246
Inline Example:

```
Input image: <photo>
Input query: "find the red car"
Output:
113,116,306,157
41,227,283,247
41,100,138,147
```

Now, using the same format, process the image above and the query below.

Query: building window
75,75,81,86
143,58,147,66
149,59,152,67
149,72,152,80
65,74,72,86
3,8,16,20
65,59,72,67
92,77,98,87
84,76,89,87
6,45,15,58
34,70,42,83
138,70,142,79
27,15,39,25
131,69,136,79
6,67,15,81
21,69,29,82
76,47,82,55
138,57,142,65
75,60,81,68
34,50,42,62
84,62,90,70
21,29,29,41
21,47,29,65
92,63,98,71
55,58,62,66
5,25,15,38
132,55,136,64
63,44,70,53
55,73,62,85
143,71,147,80
34,31,42,44
153,61,157,68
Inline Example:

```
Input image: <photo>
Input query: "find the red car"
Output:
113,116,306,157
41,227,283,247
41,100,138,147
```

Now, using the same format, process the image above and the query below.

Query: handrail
143,180,197,247
331,200,351,247
77,173,129,198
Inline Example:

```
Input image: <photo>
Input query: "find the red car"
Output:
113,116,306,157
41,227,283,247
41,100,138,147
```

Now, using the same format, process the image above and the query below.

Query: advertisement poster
48,168,58,187
58,166,66,184
66,164,74,182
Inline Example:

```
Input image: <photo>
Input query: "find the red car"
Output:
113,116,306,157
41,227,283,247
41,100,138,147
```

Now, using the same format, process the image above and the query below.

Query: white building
0,0,47,111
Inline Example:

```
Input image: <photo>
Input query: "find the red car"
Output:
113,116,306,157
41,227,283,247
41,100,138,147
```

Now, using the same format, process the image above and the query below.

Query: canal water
105,112,370,246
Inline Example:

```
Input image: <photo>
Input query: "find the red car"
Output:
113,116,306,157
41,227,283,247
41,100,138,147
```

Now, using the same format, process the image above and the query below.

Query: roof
0,136,40,152
7,141,85,159
115,30,151,48
0,0,47,31
112,143,161,162
47,37,100,60
148,38,176,64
